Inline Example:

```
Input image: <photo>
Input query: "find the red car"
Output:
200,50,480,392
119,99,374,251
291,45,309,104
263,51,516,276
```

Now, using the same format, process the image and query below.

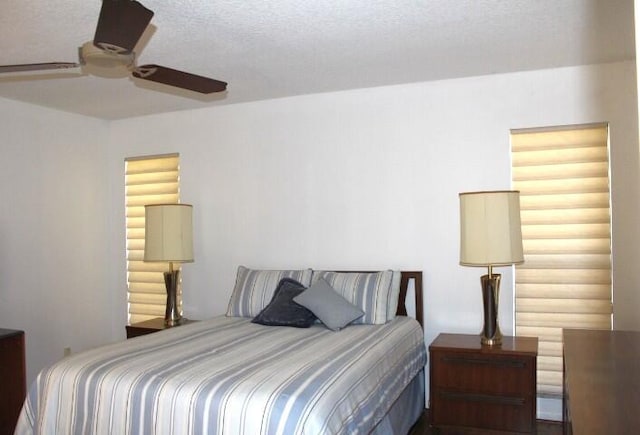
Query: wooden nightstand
0,328,26,434
429,333,538,434
126,317,196,339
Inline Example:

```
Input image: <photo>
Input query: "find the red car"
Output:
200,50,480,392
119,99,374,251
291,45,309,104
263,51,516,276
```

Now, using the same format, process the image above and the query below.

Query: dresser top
430,333,538,356
0,328,24,339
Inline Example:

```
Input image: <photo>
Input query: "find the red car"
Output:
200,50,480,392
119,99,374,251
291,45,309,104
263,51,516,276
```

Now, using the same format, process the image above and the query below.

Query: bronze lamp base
480,273,502,346
163,269,183,327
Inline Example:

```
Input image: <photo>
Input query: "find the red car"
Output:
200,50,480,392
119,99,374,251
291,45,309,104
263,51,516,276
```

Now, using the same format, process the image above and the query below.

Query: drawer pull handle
440,391,526,406
442,356,526,368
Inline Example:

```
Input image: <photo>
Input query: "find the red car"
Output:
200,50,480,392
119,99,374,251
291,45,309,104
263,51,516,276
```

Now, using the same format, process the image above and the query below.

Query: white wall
0,99,112,383
0,60,636,421
108,60,639,420
109,61,639,333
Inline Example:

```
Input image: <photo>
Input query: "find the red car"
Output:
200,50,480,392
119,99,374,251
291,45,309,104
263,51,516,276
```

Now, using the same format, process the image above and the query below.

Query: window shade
511,124,612,397
125,154,180,324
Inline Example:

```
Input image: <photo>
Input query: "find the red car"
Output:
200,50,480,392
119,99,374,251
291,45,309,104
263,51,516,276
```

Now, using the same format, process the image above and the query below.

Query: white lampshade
459,191,524,267
144,204,194,263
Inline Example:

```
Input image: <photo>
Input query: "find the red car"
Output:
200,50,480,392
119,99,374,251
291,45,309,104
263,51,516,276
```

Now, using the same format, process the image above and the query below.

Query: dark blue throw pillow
251,278,317,328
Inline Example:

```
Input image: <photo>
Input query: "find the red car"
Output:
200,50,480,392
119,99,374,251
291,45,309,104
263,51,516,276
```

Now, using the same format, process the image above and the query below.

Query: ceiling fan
0,0,227,94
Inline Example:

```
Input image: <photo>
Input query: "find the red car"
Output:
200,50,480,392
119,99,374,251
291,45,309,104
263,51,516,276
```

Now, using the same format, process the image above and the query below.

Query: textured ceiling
0,0,635,120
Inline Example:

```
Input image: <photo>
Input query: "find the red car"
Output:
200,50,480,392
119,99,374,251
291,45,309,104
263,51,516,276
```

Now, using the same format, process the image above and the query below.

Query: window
511,123,612,396
125,154,180,323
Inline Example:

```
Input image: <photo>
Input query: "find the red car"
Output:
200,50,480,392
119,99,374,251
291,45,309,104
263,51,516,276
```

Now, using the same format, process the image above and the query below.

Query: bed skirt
371,369,425,434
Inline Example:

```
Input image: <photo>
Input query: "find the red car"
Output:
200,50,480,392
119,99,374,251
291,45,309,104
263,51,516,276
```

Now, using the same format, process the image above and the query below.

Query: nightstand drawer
432,351,535,396
432,388,534,432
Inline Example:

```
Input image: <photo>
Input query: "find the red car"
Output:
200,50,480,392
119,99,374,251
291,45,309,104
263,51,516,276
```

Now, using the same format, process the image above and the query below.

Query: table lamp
144,203,194,326
459,191,524,346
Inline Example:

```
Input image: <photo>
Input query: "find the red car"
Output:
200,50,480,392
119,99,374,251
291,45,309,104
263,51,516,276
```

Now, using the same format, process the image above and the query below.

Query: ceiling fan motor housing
80,42,134,78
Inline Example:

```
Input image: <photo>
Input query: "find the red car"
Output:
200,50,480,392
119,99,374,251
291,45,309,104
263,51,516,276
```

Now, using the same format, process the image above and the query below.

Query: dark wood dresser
429,333,538,434
0,328,26,434
563,329,640,434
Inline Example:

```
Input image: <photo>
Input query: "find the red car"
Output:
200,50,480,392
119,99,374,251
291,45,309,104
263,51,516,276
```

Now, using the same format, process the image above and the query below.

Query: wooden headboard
397,271,424,329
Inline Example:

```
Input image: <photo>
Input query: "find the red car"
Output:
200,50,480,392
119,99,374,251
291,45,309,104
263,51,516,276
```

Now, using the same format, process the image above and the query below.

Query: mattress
16,315,426,435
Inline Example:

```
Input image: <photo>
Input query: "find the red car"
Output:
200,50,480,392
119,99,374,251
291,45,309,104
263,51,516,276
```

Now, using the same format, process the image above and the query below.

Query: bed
15,269,426,435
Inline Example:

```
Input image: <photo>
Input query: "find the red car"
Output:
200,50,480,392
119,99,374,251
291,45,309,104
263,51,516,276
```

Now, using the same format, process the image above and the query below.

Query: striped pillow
387,271,402,321
311,271,394,324
226,266,313,317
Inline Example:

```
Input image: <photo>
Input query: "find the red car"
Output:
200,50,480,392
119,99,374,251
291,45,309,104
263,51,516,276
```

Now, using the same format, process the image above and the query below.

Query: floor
410,411,563,434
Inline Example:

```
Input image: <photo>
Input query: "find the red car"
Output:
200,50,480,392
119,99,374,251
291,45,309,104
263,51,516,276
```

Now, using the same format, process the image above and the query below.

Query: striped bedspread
15,316,426,435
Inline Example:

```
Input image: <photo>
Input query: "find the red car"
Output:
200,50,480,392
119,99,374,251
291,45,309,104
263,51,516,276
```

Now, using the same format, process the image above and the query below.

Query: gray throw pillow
251,278,317,328
293,278,364,331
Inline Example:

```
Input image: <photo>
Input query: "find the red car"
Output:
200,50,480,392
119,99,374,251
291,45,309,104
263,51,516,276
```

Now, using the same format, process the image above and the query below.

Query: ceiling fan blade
0,62,80,74
94,0,154,54
132,65,227,94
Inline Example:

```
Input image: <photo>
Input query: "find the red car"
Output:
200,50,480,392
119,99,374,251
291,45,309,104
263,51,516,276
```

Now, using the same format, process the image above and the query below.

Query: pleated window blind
125,154,181,323
511,123,612,397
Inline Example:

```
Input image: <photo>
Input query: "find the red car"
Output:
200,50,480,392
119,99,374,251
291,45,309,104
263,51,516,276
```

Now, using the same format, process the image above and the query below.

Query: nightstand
126,317,196,339
429,333,538,434
0,329,26,434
